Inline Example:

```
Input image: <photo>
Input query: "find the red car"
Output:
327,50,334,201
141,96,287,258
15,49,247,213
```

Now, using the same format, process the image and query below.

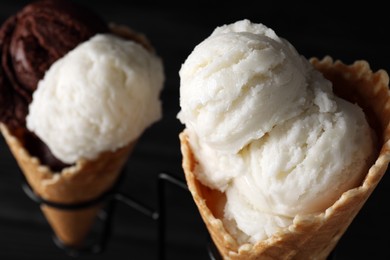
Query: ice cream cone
179,56,390,259
0,123,136,246
0,0,163,249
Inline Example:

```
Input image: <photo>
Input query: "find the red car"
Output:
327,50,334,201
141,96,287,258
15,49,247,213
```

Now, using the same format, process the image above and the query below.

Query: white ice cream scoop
27,34,164,164
178,19,312,153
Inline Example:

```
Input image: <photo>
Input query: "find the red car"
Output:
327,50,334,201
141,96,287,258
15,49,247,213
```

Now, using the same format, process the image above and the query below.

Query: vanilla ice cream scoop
27,34,164,164
223,95,374,242
178,20,374,243
178,19,312,153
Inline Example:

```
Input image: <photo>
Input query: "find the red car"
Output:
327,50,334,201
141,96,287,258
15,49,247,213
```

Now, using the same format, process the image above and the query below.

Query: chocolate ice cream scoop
0,0,108,129
0,0,108,170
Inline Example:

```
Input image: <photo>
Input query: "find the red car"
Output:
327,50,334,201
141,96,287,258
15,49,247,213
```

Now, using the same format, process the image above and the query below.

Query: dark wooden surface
0,1,389,259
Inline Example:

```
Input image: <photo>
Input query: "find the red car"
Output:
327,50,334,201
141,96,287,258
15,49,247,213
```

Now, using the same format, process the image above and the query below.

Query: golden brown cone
179,56,390,260
0,123,136,246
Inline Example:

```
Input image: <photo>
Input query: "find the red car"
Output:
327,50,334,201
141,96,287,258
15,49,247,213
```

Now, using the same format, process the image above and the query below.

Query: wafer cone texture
180,56,390,259
1,123,136,246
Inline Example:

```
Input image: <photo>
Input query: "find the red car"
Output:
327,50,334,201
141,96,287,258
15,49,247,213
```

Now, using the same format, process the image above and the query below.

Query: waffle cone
0,123,136,246
179,56,390,259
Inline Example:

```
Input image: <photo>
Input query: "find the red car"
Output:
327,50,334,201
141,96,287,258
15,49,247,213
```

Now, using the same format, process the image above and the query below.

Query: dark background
0,1,389,259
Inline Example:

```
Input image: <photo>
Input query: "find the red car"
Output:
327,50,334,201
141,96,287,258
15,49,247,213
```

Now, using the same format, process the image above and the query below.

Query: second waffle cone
180,57,390,259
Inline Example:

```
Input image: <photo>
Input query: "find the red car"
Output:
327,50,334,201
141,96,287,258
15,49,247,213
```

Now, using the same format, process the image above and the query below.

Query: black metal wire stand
20,169,222,259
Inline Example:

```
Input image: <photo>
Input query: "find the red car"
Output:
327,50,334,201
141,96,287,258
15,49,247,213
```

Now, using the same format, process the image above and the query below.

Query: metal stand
20,170,335,260
21,170,214,259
